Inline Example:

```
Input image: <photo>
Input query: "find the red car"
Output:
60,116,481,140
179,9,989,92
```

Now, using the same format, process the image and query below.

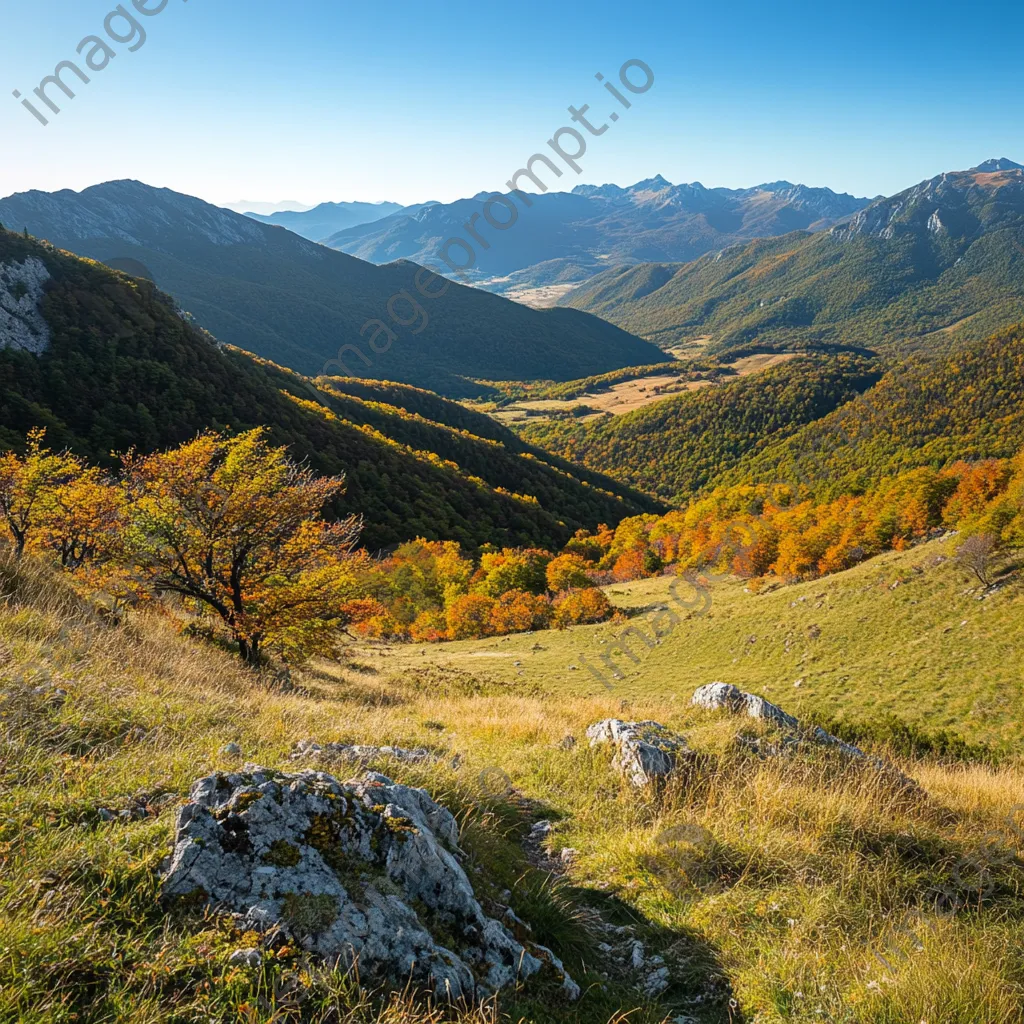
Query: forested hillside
517,355,881,503
0,230,659,550
563,164,1024,358
729,320,1024,495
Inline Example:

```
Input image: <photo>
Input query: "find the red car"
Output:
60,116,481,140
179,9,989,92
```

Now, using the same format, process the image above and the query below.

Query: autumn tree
612,549,649,582
0,428,87,558
37,468,126,569
552,587,612,628
545,553,593,593
121,429,362,663
955,533,998,588
475,548,552,597
490,589,552,633
409,608,449,642
446,593,497,640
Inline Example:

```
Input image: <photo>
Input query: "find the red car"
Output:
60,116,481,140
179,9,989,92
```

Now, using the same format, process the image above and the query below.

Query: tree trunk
238,636,261,666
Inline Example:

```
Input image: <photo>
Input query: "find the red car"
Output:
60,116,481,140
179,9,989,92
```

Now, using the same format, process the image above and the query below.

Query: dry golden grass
2,553,1023,1023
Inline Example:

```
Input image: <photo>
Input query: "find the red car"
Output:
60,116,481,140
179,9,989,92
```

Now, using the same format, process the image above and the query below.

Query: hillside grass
2,546,1023,1023
381,537,1024,749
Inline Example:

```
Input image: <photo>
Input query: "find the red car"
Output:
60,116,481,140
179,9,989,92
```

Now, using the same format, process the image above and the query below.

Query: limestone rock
691,682,798,729
290,739,434,765
0,257,51,354
229,948,262,967
586,719,691,786
691,684,916,788
162,766,577,1002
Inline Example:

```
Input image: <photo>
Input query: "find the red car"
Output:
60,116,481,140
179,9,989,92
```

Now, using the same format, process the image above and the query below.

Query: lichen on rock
162,766,578,1001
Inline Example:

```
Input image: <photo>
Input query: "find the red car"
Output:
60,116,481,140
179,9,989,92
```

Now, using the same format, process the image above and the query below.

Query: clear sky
2,0,1021,208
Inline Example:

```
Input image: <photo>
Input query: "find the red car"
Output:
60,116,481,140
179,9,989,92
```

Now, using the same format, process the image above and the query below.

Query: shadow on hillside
501,791,742,1023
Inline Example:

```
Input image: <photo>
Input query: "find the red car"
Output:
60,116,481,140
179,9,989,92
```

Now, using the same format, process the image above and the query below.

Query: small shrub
280,892,338,935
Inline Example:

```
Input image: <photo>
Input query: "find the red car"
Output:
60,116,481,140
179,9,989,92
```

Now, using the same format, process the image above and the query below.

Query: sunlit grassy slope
2,543,1023,1024
379,537,1024,748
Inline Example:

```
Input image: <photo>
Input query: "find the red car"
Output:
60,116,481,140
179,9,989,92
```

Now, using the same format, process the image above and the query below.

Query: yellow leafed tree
121,429,363,663
0,428,87,558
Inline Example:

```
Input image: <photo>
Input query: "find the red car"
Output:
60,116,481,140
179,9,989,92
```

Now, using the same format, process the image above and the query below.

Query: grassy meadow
1,543,1023,1023
379,537,1024,749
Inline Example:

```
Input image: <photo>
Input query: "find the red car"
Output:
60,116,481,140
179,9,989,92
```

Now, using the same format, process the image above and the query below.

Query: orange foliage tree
446,593,497,640
490,589,552,633
545,553,593,593
552,587,612,628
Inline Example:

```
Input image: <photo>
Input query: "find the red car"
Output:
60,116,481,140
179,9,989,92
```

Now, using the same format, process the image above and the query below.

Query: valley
373,537,1023,747
2,114,1024,1024
470,352,799,426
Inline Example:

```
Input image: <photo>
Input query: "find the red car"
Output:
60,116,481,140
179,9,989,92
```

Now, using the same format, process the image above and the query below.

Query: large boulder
690,682,800,730
586,719,691,786
162,766,578,1002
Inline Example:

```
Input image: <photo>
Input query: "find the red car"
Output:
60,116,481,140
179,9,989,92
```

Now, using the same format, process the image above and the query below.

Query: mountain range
0,228,659,550
0,180,666,398
322,175,872,296
563,160,1024,358
245,199,409,240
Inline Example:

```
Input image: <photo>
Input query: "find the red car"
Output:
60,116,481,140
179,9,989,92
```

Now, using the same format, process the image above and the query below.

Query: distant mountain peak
631,174,673,191
973,158,1023,173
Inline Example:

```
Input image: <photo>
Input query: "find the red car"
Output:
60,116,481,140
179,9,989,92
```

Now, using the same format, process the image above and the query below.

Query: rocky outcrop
0,257,51,354
691,682,800,731
162,766,578,1002
586,719,691,786
691,683,908,770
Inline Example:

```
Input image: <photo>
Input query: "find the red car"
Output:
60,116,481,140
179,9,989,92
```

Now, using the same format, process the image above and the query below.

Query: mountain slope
245,199,407,240
0,229,661,550
728,319,1024,495
324,176,870,294
562,162,1024,357
0,181,667,398
516,355,881,503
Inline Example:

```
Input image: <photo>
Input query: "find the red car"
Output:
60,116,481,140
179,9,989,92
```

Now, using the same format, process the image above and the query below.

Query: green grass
383,537,1024,750
2,546,1024,1023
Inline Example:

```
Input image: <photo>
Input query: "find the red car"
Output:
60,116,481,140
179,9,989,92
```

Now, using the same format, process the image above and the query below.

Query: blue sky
2,0,1021,208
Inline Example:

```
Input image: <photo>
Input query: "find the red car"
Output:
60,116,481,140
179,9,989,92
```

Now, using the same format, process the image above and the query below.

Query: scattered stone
643,965,671,996
229,948,262,968
290,739,434,765
222,743,242,756
586,719,692,787
559,848,579,865
558,735,577,750
162,766,578,1002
